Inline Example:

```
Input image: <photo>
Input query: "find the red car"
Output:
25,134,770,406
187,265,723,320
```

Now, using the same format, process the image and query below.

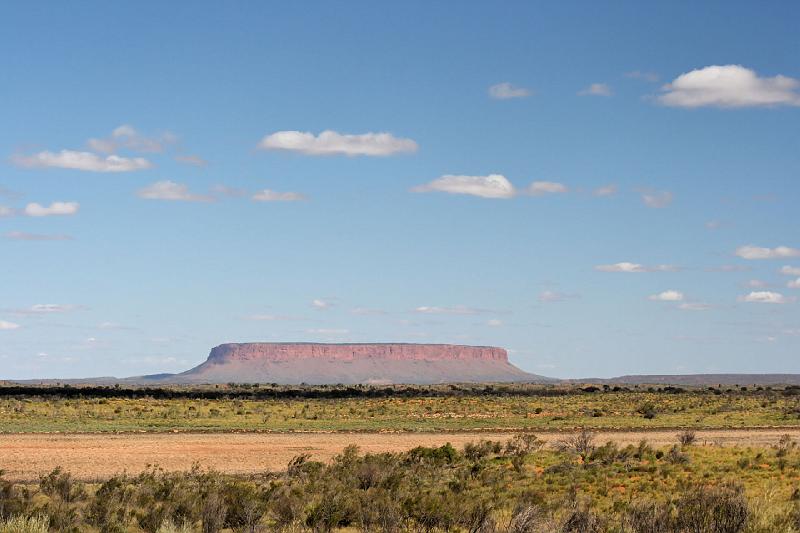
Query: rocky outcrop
207,343,508,363
170,342,542,385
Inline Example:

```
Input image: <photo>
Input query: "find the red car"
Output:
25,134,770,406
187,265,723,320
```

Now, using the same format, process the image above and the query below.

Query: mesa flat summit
143,343,543,385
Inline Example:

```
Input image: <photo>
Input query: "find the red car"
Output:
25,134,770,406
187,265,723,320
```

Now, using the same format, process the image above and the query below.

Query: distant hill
570,374,800,386
138,342,553,385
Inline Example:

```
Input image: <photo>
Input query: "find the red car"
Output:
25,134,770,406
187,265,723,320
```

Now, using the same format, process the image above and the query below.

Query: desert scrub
0,516,48,533
1,386,799,433
0,435,799,531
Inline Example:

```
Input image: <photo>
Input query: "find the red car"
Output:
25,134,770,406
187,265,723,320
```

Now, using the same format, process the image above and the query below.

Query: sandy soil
2,428,799,481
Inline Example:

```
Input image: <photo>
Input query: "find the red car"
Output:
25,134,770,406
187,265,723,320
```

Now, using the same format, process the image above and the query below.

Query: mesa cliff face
171,342,542,385
207,343,508,363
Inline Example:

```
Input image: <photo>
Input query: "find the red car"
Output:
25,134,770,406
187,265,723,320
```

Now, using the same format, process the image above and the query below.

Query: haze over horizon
1,2,799,380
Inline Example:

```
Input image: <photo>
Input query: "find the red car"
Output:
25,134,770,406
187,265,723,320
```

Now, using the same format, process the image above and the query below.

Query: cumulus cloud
579,83,612,96
412,174,515,199
658,65,800,108
13,150,152,172
488,82,531,100
0,320,20,330
640,189,673,208
5,231,72,241
0,206,14,217
735,245,800,260
593,184,617,197
595,262,677,273
527,181,568,196
252,189,306,202
745,279,769,288
788,279,800,289
738,291,793,304
415,305,484,315
486,318,503,327
137,181,212,202
88,125,177,154
258,130,418,156
649,290,684,301
23,202,79,217
780,266,800,276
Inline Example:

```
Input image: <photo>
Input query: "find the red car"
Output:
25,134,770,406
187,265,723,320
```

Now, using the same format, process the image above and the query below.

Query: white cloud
678,302,712,311
738,291,793,304
415,305,483,315
4,231,72,241
488,82,531,100
175,154,208,167
88,125,177,154
312,299,332,310
0,206,14,217
640,190,673,208
252,189,306,202
658,65,800,108
486,318,503,327
23,201,79,217
788,279,800,289
593,184,617,197
25,304,77,314
0,320,20,330
649,290,684,301
13,150,152,172
137,181,212,202
528,181,568,196
594,262,677,273
779,266,800,276
412,174,515,199
258,130,418,156
735,245,800,260
579,83,613,96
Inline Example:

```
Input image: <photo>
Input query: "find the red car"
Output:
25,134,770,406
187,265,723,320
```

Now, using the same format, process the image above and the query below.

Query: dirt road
2,428,799,481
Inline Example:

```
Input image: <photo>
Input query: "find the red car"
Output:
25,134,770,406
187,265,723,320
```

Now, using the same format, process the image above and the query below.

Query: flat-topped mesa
207,342,508,364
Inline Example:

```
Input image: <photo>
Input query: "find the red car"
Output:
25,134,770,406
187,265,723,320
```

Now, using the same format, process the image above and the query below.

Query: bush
508,504,552,533
625,500,673,533
677,430,697,446
555,430,595,461
675,483,749,533
0,516,48,533
637,403,657,419
0,474,29,521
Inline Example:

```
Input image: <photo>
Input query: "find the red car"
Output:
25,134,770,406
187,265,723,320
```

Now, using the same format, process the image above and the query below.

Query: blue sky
1,1,799,379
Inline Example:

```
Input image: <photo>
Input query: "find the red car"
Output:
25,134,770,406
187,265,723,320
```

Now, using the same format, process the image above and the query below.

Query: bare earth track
3,428,800,481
